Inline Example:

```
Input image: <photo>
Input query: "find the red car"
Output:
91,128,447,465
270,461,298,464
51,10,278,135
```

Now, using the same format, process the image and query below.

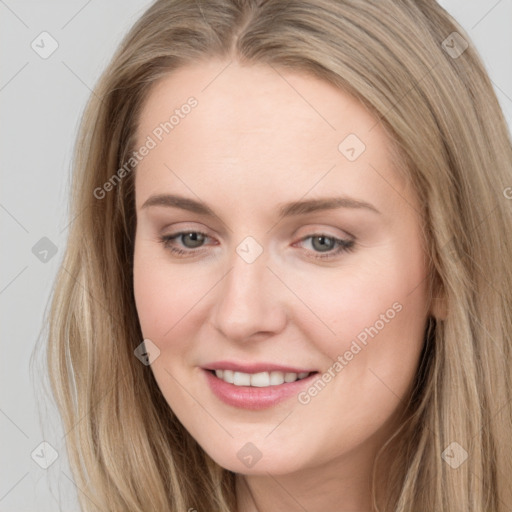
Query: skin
132,59,444,512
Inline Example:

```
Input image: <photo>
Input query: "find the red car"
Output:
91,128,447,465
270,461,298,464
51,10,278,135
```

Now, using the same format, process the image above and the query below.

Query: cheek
296,250,427,340
133,244,188,341
133,242,220,354
320,272,427,357
284,259,429,460
292,242,429,392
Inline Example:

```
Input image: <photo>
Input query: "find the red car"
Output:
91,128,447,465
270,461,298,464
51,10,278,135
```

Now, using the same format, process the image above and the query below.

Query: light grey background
1,1,511,510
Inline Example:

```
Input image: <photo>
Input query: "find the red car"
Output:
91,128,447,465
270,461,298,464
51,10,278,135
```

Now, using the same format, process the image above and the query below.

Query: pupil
313,235,333,252
184,232,204,248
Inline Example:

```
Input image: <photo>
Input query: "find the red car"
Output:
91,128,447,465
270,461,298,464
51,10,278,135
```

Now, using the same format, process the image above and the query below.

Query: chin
201,440,311,476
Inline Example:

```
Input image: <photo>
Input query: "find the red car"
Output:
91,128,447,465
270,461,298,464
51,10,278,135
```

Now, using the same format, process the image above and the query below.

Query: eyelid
294,224,355,242
293,233,355,254
295,232,352,245
160,226,353,245
160,229,356,263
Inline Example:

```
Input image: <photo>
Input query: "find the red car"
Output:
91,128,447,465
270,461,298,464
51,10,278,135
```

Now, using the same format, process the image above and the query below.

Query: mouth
207,369,316,387
202,367,320,410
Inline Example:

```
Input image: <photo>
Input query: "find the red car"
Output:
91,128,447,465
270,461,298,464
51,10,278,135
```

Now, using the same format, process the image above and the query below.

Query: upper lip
202,361,317,374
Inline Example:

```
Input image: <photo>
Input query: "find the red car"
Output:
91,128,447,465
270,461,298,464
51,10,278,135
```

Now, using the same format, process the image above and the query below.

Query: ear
430,295,448,320
429,272,448,320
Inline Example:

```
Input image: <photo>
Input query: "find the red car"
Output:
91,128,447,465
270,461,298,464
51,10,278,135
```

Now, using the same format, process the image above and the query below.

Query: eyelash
158,231,355,261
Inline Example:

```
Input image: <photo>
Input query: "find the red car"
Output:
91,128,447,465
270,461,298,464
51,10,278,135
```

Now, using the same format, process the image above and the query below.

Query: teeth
233,371,251,386
223,369,234,383
213,370,311,387
250,372,270,387
269,372,285,385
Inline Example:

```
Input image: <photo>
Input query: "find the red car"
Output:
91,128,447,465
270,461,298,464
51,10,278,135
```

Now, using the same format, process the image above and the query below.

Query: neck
235,442,387,512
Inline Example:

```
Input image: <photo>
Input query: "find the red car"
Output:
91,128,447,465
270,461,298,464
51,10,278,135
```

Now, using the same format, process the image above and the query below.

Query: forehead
134,60,408,216
137,59,381,148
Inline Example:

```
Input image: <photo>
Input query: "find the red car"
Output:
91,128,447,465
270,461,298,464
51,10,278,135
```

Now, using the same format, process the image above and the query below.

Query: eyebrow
140,193,381,217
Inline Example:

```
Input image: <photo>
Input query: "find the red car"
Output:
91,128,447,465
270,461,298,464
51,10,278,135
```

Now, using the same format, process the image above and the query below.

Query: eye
159,231,212,257
158,231,355,261
295,234,355,260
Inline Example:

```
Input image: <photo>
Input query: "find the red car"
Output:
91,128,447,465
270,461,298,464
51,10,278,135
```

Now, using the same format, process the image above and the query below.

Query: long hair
42,0,512,510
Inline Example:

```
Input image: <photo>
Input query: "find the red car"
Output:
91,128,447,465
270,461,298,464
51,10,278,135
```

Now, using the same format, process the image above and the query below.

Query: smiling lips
213,369,311,386
202,361,319,410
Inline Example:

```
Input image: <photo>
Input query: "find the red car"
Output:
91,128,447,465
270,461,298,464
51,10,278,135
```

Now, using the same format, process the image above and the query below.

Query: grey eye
310,235,336,252
180,232,206,248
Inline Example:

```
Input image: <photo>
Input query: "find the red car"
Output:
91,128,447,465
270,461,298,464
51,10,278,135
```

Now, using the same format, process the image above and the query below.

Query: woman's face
133,59,436,476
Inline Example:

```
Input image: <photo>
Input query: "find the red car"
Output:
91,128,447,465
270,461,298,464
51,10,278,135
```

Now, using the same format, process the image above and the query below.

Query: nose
210,244,287,342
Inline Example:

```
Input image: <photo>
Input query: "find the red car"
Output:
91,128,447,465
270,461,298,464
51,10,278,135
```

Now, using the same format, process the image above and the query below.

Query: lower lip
203,369,318,410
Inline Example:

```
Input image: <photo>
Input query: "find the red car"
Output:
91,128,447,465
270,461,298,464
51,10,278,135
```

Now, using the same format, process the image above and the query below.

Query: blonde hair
42,0,512,510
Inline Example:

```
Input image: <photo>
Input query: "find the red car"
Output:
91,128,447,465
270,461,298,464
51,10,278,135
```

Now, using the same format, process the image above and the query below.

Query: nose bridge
212,237,286,340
